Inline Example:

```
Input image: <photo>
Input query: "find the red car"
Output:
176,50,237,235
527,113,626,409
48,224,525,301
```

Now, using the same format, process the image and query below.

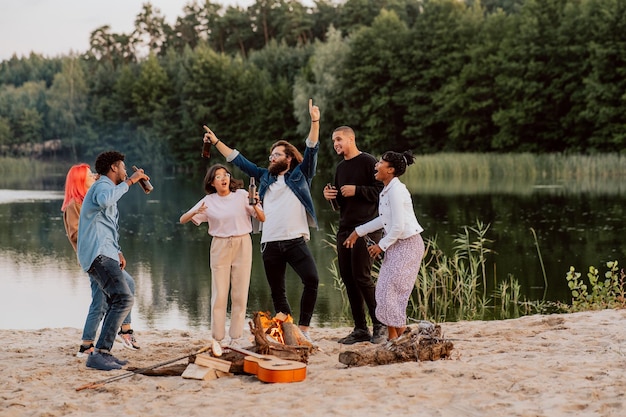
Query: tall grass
402,153,626,195
0,157,63,174
408,221,549,322
0,157,67,190
325,220,550,323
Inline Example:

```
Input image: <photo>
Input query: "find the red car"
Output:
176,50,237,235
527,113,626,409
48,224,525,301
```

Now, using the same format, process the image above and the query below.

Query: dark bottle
364,235,382,260
327,183,339,211
132,165,154,194
201,140,211,159
248,177,257,205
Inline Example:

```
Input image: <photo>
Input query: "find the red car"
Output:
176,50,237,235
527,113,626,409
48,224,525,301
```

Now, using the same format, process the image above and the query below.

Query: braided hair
381,150,415,177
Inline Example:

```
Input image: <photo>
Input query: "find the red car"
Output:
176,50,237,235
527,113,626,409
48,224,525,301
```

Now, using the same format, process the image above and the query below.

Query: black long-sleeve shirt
334,152,383,232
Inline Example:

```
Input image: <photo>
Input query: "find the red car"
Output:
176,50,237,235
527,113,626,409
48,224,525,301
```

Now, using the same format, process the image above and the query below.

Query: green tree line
0,0,625,173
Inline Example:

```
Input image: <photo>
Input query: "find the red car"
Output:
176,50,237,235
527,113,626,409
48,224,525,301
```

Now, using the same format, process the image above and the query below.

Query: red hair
61,163,91,211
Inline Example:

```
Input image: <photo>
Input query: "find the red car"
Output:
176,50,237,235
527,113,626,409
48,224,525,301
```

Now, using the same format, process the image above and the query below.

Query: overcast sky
0,0,254,61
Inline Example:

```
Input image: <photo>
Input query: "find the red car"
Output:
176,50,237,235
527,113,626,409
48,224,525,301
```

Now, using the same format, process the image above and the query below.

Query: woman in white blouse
343,150,424,340
180,164,265,346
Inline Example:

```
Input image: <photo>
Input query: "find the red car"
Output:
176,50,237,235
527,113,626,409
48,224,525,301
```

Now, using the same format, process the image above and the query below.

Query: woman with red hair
62,163,140,356
62,163,95,250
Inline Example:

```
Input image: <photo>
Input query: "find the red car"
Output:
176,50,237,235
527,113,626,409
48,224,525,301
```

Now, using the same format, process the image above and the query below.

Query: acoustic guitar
225,345,306,383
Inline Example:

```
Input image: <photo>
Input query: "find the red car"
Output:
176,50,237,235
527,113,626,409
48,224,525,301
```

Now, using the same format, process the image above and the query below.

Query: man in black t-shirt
323,126,386,344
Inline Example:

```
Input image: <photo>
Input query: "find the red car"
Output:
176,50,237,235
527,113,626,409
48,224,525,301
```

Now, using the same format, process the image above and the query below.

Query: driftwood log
127,363,189,376
338,321,454,367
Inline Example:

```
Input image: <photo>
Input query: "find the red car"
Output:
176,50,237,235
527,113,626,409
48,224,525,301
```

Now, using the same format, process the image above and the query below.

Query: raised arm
203,125,234,157
308,98,320,146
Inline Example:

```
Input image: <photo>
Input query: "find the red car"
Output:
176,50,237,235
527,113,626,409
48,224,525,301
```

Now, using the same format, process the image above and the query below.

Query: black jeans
337,229,382,331
261,237,319,327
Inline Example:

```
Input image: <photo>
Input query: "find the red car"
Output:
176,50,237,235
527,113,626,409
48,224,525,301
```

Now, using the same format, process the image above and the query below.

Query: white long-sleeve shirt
355,177,423,251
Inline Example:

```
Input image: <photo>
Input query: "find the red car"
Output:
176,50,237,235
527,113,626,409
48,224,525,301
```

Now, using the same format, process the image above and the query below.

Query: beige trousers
209,234,252,341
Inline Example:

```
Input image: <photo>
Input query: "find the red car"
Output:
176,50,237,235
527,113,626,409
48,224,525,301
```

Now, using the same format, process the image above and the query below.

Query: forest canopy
1,0,625,173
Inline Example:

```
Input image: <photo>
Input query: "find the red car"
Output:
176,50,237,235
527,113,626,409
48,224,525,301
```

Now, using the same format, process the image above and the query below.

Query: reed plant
0,157,62,174
409,224,552,321
325,219,543,323
410,221,498,322
325,225,624,322
0,157,67,189
401,153,626,196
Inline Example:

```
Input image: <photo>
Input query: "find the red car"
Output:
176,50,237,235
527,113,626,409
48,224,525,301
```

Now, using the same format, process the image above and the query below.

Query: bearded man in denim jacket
203,99,320,341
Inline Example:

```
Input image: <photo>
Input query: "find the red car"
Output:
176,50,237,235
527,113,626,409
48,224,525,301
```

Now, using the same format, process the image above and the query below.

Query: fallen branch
75,345,211,391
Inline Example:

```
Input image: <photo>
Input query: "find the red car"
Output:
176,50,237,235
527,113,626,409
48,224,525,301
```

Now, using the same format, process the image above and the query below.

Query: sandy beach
2,308,625,417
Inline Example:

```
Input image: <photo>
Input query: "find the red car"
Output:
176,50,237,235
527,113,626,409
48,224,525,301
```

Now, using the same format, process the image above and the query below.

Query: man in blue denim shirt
77,151,149,370
204,99,320,341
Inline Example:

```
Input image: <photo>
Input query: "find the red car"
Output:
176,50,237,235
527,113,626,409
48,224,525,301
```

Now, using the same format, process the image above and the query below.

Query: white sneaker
229,337,247,348
76,343,94,358
117,329,140,350
219,337,232,348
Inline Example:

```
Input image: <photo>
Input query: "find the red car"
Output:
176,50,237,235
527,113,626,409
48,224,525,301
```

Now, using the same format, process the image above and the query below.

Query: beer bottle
364,235,382,260
327,183,339,211
248,177,257,205
132,165,154,194
201,140,211,159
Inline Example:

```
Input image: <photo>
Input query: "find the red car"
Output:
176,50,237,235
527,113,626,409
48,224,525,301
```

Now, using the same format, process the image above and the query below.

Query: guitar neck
224,345,264,359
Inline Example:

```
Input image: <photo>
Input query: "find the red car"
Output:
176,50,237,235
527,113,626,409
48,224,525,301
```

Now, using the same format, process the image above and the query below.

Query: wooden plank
182,363,216,380
194,354,232,373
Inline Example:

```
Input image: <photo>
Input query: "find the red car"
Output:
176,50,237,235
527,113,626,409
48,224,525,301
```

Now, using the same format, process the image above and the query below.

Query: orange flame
260,312,293,344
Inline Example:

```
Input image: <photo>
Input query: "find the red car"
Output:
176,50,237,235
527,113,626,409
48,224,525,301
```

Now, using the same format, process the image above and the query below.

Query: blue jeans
261,237,318,327
87,255,134,352
81,270,135,342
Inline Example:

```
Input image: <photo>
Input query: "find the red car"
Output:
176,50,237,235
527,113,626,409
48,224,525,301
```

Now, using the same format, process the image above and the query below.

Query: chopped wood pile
182,353,234,381
338,321,454,367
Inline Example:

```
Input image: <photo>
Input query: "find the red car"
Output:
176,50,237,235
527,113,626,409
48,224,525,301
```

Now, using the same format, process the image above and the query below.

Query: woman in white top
344,151,424,340
180,164,265,346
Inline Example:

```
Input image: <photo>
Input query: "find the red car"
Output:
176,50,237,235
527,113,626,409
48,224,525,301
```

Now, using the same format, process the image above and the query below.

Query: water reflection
1,159,625,330
0,180,349,330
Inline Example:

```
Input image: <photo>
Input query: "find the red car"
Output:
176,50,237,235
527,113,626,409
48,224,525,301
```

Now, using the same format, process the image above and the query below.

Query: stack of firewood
182,353,233,381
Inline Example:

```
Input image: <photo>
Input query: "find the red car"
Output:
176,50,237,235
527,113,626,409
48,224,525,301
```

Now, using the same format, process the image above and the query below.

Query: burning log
249,311,313,363
282,322,311,346
338,321,454,367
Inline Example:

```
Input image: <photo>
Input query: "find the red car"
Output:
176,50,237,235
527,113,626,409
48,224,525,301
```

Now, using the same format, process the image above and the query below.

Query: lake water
1,163,624,330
